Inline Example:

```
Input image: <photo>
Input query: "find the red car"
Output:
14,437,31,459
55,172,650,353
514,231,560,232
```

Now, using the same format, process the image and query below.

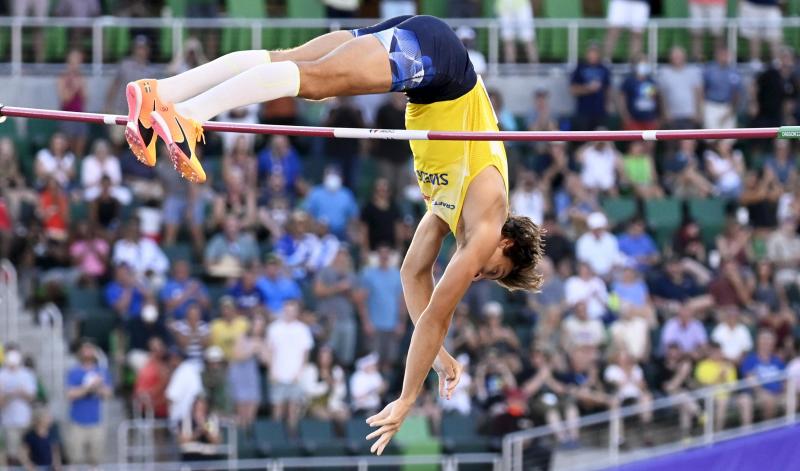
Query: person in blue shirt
228,267,268,314
358,245,407,371
617,57,660,131
105,263,146,320
257,254,303,317
740,330,785,422
257,135,303,196
65,340,112,466
702,47,741,130
303,166,359,240
616,218,660,273
159,259,210,320
570,43,611,131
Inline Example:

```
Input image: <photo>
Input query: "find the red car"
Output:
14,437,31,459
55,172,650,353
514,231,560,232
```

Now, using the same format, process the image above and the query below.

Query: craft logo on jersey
416,170,449,186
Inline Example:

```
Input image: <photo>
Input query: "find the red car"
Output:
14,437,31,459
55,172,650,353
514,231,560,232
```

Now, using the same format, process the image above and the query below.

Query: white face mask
324,174,342,191
636,62,651,77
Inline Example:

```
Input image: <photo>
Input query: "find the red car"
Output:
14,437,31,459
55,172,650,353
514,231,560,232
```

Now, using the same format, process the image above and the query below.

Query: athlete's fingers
366,423,399,441
366,405,391,426
368,414,399,428
371,431,396,455
438,373,446,398
446,364,463,400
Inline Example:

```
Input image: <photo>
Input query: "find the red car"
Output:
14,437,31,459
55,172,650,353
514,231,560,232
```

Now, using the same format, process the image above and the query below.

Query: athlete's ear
499,238,514,250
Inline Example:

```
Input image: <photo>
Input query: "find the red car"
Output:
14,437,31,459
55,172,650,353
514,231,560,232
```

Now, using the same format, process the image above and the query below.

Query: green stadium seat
644,198,682,248
253,419,302,457
394,415,440,469
419,0,448,17
287,0,326,47
601,197,638,228
68,286,104,313
27,118,59,150
688,198,727,246
223,0,267,54
441,412,490,453
79,310,116,352
162,242,193,263
45,27,68,62
542,0,582,61
345,415,400,456
661,1,690,59
298,419,347,456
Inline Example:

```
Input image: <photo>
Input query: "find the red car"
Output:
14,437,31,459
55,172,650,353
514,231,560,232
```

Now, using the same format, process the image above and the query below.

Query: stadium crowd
2,0,800,468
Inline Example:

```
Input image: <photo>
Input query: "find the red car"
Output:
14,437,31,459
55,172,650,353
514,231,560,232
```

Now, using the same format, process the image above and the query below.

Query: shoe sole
125,82,155,166
150,111,206,183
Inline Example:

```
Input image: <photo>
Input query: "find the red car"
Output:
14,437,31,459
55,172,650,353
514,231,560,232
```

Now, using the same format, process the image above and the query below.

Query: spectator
616,218,660,272
201,346,229,415
753,260,783,314
222,135,258,189
88,176,123,235
105,263,147,320
125,303,171,372
711,306,753,364
527,257,567,321
438,353,474,416
739,330,786,421
323,98,364,188
541,213,574,263
604,0,649,60
763,140,797,188
265,300,313,435
654,343,699,437
65,340,112,467
562,302,606,353
689,0,726,61
716,220,754,266
314,248,360,366
134,337,170,419
663,140,715,197
81,139,130,204
658,47,703,129
228,313,266,429
12,0,47,62
165,349,203,425
323,0,360,18
358,245,405,371
258,135,304,197
158,154,208,252
57,49,89,157
178,396,223,463
350,353,386,416
34,133,76,190
38,176,70,241
660,306,708,359
456,25,487,75
694,341,743,430
519,348,579,447
750,47,799,129
576,212,621,279
69,221,110,284
617,57,660,131
577,141,620,194
570,43,611,131
160,260,210,320
477,302,521,353
510,170,548,226
112,219,169,285
204,216,259,279
19,407,62,471
649,257,713,314
766,218,800,286
170,304,210,366
0,348,36,465
304,166,359,240
620,141,663,199
740,168,782,232
610,266,655,362
209,296,249,361
257,254,303,316
703,140,745,199
555,172,599,230
673,220,709,264
475,350,518,409
104,35,154,146
167,37,208,76
300,345,350,424
227,267,267,314
360,178,401,252
738,0,782,67
703,47,742,130
603,349,653,444
565,261,609,320
372,94,412,193
380,0,416,18
211,171,258,232
496,0,538,63
708,259,755,309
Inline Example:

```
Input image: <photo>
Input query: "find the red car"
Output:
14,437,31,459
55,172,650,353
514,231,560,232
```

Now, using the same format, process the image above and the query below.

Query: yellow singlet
406,77,509,235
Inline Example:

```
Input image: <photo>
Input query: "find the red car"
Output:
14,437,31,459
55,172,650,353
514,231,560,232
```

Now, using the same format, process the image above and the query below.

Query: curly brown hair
497,215,546,292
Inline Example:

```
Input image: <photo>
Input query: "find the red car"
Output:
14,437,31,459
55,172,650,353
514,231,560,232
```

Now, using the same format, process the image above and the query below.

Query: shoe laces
190,119,206,145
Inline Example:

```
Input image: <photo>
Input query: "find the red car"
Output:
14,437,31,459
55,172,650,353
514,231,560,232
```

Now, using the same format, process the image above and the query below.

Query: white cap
455,26,476,41
204,346,224,362
587,212,608,230
356,352,379,370
5,350,22,367
141,304,158,323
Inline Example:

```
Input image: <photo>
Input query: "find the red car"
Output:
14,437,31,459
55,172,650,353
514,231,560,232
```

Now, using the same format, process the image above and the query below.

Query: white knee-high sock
174,61,301,123
157,50,272,103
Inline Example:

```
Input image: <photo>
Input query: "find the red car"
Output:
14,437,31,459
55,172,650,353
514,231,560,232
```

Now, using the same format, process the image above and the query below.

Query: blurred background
1,0,800,470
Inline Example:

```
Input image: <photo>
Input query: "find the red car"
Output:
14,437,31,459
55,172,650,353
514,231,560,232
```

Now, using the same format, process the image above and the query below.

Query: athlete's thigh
270,30,354,63
297,34,392,99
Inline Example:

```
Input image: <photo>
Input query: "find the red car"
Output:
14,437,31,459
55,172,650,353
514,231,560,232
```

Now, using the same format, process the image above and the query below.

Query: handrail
0,259,19,344
118,418,237,467
1,16,800,76
502,369,799,470
38,302,66,420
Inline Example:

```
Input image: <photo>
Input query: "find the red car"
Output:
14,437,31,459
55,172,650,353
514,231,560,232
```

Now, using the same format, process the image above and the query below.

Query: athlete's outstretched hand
433,352,463,400
366,398,413,455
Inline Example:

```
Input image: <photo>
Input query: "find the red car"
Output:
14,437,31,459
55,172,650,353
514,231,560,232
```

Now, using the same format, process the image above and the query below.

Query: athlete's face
473,239,514,282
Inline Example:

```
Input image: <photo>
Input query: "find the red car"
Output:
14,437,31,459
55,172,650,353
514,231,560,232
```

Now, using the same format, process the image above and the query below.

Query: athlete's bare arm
367,168,508,455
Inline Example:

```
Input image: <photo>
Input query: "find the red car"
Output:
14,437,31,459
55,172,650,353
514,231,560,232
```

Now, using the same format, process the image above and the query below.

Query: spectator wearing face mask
0,348,37,466
617,57,660,131
303,167,359,240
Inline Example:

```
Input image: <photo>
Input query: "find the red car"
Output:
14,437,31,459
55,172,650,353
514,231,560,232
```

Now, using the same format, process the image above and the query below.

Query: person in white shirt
510,170,547,226
437,353,473,416
603,349,653,443
565,261,609,320
455,26,487,75
0,349,37,463
165,349,204,425
112,219,170,286
349,352,387,416
34,132,76,189
711,306,753,364
610,307,651,363
577,142,620,193
81,139,132,204
265,300,313,435
562,302,606,351
576,212,622,279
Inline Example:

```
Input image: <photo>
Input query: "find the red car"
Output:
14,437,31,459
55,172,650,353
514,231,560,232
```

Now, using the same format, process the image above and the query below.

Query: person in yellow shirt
694,341,750,431
209,296,249,361
125,15,545,454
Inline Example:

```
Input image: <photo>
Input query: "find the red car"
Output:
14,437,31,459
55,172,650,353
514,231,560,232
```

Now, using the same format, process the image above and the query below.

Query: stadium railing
502,370,799,471
1,16,800,75
0,259,19,344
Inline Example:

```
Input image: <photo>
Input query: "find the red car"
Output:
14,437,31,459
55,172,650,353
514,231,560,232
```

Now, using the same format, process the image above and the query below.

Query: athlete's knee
297,62,335,100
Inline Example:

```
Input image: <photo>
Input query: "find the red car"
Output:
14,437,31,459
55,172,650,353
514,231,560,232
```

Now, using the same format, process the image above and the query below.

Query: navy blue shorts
352,15,477,104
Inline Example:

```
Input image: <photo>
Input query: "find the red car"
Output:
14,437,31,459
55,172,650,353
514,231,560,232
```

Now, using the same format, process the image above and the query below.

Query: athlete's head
475,215,545,292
